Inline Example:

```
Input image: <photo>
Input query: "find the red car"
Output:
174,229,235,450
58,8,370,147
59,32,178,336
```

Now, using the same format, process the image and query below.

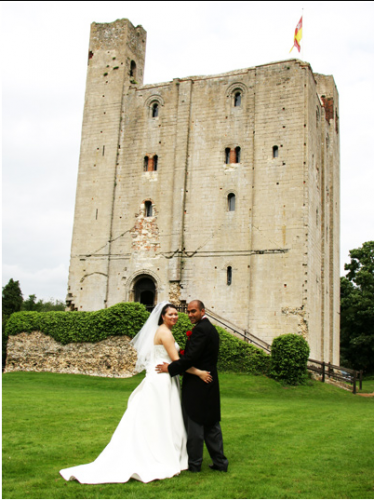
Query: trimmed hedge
172,313,270,374
5,303,270,375
270,333,310,385
4,302,150,345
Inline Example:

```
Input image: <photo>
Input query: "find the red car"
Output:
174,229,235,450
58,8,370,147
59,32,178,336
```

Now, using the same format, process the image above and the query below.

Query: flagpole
302,8,304,61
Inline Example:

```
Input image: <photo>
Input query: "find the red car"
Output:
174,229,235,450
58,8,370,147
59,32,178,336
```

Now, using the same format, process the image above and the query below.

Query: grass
2,371,374,499
358,377,374,393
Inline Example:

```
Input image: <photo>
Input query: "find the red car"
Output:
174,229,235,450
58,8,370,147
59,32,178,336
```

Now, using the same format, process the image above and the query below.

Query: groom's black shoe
188,466,201,473
209,464,228,472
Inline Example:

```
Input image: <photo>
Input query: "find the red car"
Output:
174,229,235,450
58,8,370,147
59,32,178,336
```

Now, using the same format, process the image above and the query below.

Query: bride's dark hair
158,303,178,325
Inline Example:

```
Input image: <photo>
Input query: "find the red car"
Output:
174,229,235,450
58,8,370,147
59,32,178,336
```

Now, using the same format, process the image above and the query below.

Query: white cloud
2,263,69,302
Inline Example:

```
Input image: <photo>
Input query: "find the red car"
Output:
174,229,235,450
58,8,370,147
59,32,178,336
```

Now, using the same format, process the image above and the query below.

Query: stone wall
4,332,137,378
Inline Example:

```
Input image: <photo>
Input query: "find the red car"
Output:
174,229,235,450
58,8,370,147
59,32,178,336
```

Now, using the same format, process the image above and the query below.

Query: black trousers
183,405,229,471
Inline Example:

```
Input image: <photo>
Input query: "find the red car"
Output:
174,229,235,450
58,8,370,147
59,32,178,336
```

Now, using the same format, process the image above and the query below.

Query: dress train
59,345,188,484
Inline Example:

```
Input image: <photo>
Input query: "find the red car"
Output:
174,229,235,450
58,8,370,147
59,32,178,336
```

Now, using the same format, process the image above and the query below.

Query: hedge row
4,302,149,345
5,302,270,375
171,312,270,374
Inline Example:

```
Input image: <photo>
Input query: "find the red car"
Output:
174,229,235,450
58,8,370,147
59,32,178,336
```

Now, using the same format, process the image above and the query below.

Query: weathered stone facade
5,332,137,378
67,19,340,364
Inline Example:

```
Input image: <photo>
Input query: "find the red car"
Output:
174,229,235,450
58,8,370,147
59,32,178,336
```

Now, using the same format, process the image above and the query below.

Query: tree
22,294,42,312
39,298,65,312
22,295,65,312
2,279,23,369
340,241,374,374
2,279,23,317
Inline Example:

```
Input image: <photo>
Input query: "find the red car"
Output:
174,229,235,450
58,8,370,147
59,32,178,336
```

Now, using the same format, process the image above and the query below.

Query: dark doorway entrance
134,277,156,311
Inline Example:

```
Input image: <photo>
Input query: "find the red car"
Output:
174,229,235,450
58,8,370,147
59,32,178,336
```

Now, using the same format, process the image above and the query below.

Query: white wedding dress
60,343,188,484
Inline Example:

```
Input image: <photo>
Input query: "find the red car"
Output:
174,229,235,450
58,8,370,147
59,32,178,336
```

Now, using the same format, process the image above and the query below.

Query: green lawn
2,371,374,499
359,377,374,393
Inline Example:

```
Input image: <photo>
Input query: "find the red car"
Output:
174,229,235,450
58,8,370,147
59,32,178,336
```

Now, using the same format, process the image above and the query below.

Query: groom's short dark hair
194,300,205,311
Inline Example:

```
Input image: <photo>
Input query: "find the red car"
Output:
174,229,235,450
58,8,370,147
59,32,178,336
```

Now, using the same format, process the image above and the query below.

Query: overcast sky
2,1,374,302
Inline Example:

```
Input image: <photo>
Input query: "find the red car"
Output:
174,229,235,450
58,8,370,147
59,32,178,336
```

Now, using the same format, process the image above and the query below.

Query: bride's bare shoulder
154,324,173,345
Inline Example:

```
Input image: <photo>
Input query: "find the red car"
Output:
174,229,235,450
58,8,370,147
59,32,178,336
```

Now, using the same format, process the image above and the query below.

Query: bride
59,302,212,484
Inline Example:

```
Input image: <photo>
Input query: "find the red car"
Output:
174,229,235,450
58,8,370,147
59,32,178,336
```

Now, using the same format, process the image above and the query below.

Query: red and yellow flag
290,16,303,53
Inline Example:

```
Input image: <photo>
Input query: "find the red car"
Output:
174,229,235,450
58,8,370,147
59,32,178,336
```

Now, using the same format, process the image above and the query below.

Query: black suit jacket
168,318,221,426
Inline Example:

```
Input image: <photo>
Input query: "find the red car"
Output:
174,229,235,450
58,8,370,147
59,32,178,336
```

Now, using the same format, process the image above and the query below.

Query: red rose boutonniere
181,330,193,355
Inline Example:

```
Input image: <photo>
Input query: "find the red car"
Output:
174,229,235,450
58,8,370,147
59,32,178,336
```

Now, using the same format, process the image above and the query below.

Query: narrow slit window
145,201,153,217
228,193,236,212
235,146,241,163
152,103,159,118
227,266,232,285
153,155,158,171
130,60,137,79
234,92,241,107
273,146,279,158
225,148,231,164
144,156,149,171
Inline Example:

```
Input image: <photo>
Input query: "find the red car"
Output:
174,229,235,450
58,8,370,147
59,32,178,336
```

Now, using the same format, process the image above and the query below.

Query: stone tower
67,19,340,364
67,19,146,311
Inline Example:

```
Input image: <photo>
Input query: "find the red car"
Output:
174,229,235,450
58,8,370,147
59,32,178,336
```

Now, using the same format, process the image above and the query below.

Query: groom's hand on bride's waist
156,362,169,374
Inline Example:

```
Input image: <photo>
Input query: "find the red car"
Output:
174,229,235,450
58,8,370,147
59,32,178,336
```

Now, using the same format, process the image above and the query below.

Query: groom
156,300,228,473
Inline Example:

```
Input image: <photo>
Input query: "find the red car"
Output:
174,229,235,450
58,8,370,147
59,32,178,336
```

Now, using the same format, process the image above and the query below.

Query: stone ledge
4,332,137,378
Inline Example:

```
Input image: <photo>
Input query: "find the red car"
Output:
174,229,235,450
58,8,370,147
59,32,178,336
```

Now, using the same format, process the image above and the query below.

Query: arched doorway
134,276,156,311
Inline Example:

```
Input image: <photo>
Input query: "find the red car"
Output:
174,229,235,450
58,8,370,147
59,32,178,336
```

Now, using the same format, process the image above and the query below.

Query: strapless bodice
152,343,179,365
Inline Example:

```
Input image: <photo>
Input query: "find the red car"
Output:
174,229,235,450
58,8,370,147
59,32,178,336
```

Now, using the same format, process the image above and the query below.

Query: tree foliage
2,279,23,317
22,294,65,312
2,279,24,368
340,241,374,374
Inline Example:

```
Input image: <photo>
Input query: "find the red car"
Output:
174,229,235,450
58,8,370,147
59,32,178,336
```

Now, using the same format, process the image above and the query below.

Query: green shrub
5,304,269,375
216,325,270,374
270,333,310,385
173,313,270,375
5,303,149,345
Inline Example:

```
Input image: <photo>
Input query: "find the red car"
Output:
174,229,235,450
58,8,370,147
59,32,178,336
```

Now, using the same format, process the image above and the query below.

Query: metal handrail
204,308,271,353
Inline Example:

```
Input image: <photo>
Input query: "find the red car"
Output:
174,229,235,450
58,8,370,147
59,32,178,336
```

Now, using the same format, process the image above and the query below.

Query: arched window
145,201,153,217
130,60,137,79
227,266,232,286
234,92,241,107
273,146,279,158
153,155,158,171
152,103,159,118
144,156,149,171
228,193,236,212
225,148,231,164
235,146,241,163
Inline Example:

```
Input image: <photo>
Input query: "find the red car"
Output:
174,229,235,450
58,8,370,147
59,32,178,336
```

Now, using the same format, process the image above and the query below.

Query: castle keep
67,19,340,364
